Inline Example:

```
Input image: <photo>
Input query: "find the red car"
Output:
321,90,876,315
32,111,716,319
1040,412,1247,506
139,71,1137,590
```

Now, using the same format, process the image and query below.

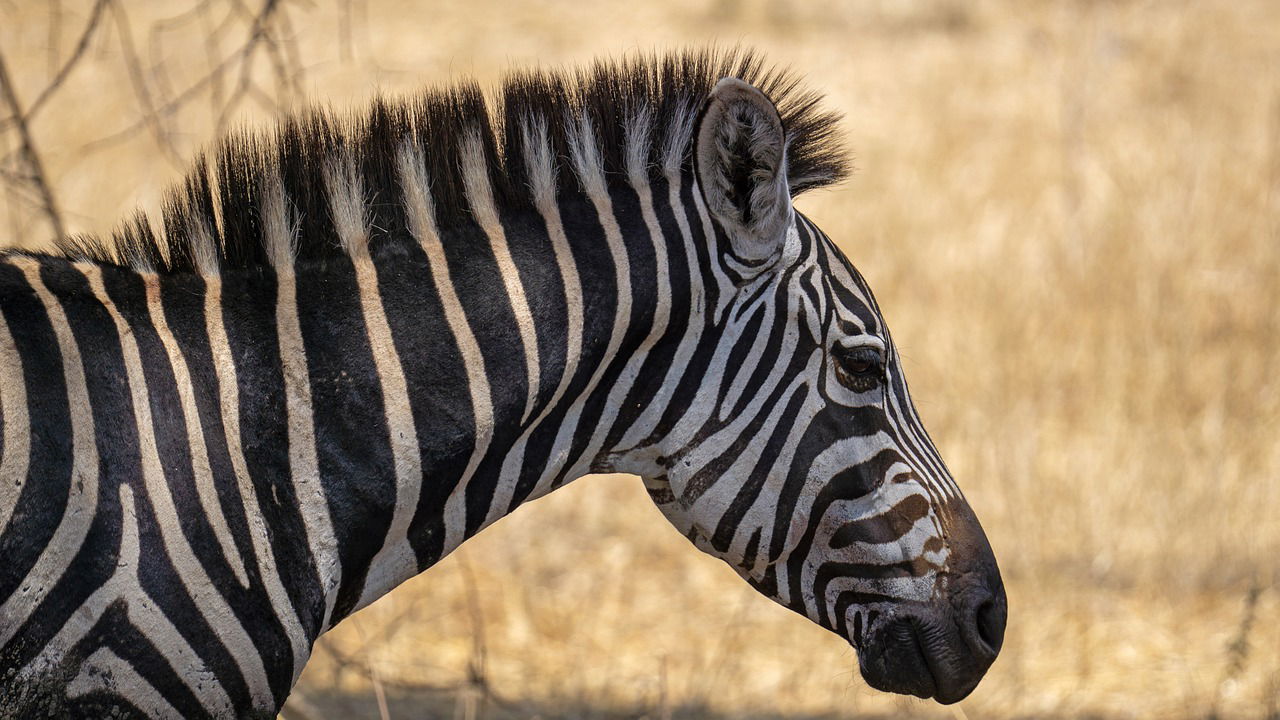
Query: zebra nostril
972,595,1005,656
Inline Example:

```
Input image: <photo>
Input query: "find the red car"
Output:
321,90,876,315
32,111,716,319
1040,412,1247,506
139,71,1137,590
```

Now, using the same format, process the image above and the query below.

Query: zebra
0,49,1005,718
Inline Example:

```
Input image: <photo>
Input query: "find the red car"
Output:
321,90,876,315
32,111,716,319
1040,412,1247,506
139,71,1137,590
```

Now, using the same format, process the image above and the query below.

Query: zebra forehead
790,220,883,337
49,47,849,275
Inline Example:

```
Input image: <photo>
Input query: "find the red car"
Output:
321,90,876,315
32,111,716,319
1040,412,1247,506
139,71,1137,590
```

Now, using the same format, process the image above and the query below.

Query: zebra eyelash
832,345,885,393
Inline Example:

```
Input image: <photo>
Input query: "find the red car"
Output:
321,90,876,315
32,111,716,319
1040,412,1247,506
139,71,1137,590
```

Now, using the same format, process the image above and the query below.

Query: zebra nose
960,578,1007,663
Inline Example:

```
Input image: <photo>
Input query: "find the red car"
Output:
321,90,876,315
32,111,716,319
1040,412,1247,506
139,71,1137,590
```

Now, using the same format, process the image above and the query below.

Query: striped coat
0,50,1004,718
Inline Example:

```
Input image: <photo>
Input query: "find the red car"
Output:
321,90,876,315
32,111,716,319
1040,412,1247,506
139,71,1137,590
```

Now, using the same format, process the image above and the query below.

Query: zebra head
627,78,1006,703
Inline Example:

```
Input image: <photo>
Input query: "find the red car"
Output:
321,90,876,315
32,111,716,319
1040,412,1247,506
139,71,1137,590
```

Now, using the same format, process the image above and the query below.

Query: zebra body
0,51,1005,718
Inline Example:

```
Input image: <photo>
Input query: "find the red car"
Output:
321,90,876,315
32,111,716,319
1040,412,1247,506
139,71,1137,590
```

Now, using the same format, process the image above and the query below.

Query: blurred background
1,1,1278,718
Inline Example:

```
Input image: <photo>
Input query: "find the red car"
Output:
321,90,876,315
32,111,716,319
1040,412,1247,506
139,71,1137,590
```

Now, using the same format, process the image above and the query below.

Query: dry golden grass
2,1,1278,718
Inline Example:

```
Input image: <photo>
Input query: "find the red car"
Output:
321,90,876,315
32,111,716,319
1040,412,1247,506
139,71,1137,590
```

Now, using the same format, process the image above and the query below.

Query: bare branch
197,0,225,118
47,0,61,77
214,0,284,132
81,0,286,156
109,0,185,167
0,50,66,243
18,0,109,123
272,4,307,96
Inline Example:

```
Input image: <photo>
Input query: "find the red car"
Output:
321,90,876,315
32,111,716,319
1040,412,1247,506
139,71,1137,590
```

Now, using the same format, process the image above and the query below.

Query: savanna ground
1,1,1278,718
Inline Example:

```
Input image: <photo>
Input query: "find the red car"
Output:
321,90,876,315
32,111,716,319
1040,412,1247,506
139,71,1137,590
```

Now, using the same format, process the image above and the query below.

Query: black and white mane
55,48,849,274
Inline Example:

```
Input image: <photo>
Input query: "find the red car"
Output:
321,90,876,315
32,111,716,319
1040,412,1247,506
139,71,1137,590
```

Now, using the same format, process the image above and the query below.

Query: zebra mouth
857,610,993,704
857,616,939,701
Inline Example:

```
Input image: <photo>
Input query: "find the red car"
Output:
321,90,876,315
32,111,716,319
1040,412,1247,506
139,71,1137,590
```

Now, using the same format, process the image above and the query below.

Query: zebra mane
55,47,850,274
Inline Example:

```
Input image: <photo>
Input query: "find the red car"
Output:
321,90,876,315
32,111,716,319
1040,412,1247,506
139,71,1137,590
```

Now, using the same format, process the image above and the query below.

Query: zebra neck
288,176,706,626
0,170,708,645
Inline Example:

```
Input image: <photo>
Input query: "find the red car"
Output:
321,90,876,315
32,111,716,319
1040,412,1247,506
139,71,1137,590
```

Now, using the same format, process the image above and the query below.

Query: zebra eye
833,346,884,393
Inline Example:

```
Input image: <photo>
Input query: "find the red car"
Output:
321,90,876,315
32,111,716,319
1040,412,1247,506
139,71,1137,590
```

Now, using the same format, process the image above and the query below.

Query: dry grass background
2,1,1279,718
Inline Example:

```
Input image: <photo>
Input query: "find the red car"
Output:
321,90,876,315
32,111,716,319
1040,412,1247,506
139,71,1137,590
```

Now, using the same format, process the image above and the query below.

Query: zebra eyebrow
835,335,886,354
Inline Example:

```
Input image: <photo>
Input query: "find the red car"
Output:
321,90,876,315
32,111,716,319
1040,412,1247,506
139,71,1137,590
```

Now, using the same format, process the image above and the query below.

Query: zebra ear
695,77,792,267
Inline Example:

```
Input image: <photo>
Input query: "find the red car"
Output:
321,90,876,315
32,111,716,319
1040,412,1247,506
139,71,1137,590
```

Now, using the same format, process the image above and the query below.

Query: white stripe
519,115,635,502
259,170,342,630
461,131,541,423
691,178,737,325
143,275,250,588
23,483,234,717
706,381,824,575
321,158,425,610
275,271,341,628
69,648,183,720
482,120,586,527
617,172,706,450
0,306,30,538
81,265,273,708
636,180,754,457
396,142,494,556
0,261,100,650
572,113,673,470
820,573,937,610
522,117,584,416
203,276,311,682
677,360,819,547
350,256,423,608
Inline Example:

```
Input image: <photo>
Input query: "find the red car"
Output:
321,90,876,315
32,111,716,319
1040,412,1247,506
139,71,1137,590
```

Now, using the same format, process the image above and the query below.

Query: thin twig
109,0,185,167
16,0,109,123
47,0,61,78
1208,580,1263,720
81,0,284,155
0,50,65,242
457,551,488,686
351,620,392,720
144,1,212,118
214,0,283,133
81,0,285,155
197,0,225,118
273,4,307,98
278,687,326,720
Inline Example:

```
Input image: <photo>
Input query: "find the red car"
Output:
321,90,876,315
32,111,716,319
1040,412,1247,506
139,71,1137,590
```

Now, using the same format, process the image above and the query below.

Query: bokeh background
2,1,1278,718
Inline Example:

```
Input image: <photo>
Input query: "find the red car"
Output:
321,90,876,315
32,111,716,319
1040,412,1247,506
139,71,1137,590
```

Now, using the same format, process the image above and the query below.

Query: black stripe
568,179,661,457
158,271,297,703
0,261,72,608
640,177,721,446
499,202,569,415
439,208,531,538
369,238,473,570
509,190,616,502
832,593,899,638
599,174,694,451
548,183,659,486
709,383,808,555
680,340,812,508
69,600,210,720
717,299,771,421
830,494,931,550
219,268,325,641
768,402,893,565
293,254,396,625
98,266,254,711
0,261,133,676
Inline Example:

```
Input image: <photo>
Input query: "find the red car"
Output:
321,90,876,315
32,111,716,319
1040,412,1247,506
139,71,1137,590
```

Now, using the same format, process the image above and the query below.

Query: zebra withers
0,49,1006,717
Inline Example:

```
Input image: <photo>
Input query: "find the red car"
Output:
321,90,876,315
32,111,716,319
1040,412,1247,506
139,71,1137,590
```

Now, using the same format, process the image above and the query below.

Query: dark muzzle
858,497,1007,703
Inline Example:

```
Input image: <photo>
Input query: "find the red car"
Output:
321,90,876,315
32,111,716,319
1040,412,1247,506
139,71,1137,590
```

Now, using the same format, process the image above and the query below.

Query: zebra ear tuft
695,77,791,267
